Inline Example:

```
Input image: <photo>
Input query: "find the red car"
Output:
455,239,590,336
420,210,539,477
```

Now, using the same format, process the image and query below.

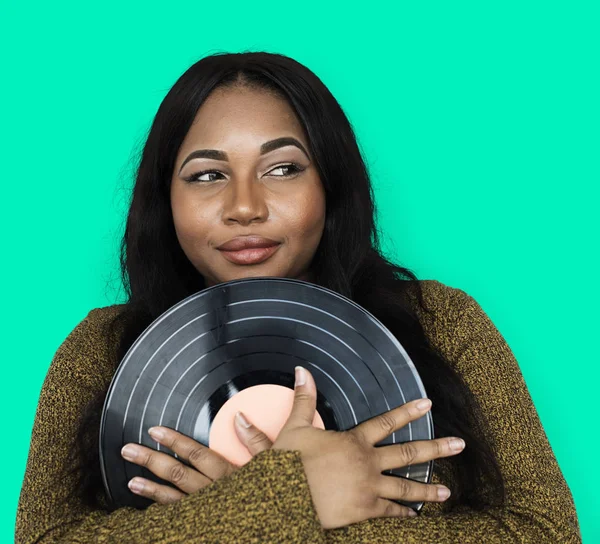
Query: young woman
16,51,581,543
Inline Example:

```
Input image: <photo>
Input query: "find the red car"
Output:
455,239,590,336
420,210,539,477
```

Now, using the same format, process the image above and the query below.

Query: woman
15,51,581,543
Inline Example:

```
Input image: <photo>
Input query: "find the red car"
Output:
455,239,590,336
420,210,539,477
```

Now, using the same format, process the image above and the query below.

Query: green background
2,1,597,541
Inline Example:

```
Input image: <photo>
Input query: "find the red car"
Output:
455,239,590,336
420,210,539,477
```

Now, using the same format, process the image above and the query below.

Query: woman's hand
271,366,466,530
120,413,274,504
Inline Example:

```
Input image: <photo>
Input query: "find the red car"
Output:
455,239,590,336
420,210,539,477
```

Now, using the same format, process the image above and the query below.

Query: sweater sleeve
323,286,582,543
15,309,326,544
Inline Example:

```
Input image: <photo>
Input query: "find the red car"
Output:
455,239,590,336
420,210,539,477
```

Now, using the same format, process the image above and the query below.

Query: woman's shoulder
406,279,485,358
410,280,517,382
55,303,127,349
72,304,128,350
46,304,129,387
408,279,475,318
85,303,128,324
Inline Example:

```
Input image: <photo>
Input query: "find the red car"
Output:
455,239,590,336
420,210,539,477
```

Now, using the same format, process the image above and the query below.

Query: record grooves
99,277,434,511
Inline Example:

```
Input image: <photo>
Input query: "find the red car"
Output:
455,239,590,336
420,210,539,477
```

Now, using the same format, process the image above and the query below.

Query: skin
170,84,326,288
121,86,466,528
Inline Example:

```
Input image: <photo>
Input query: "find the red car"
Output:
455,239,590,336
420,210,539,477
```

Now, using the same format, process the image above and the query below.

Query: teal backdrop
2,0,597,541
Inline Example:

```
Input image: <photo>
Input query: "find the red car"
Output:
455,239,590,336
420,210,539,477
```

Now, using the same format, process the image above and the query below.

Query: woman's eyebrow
178,137,309,174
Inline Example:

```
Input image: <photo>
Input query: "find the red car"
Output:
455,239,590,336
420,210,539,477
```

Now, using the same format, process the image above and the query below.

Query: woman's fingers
234,411,274,455
126,476,187,504
121,417,273,502
374,498,419,519
286,366,318,428
352,398,432,445
149,426,235,481
121,442,212,494
376,436,466,472
377,474,452,504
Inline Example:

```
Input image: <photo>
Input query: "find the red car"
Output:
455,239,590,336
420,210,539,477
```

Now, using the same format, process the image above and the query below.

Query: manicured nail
236,411,251,428
121,445,138,460
416,398,432,410
128,478,145,493
449,438,465,451
295,366,307,386
437,486,451,500
148,427,165,440
408,509,418,517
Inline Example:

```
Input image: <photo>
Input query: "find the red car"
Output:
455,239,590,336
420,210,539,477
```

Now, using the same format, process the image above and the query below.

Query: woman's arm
15,309,325,544
323,283,582,543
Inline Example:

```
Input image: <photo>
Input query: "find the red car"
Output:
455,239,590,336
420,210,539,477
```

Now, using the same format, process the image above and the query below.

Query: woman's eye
268,163,304,177
185,170,224,183
184,163,304,183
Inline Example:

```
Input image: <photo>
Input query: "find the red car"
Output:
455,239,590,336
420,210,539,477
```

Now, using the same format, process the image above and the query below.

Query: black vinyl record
99,277,434,512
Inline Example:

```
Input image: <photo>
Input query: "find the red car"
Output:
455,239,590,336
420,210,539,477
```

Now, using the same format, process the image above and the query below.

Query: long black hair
65,51,504,513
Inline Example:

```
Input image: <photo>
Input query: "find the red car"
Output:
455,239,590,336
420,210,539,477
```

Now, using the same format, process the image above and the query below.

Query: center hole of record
208,383,325,467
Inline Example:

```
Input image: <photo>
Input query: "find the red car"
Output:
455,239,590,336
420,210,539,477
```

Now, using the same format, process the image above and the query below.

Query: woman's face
170,85,326,288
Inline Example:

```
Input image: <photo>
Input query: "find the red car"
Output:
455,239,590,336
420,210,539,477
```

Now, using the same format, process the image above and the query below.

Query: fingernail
121,445,138,460
449,438,465,451
236,411,251,428
408,509,417,517
295,366,307,386
437,486,451,500
416,398,432,410
148,427,165,440
128,478,145,493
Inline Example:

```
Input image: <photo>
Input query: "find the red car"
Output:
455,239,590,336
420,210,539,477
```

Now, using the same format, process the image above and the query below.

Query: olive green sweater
15,280,581,543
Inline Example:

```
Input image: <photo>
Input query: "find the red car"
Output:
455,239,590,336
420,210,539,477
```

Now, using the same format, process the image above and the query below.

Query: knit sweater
15,280,581,543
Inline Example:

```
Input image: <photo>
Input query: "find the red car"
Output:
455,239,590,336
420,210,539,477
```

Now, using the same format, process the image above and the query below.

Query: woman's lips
218,244,281,265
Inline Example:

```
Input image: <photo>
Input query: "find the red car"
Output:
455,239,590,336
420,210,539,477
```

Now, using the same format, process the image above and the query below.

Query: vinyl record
99,277,434,512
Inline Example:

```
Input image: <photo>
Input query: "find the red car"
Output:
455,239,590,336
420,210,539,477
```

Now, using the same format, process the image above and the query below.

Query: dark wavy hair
64,50,504,513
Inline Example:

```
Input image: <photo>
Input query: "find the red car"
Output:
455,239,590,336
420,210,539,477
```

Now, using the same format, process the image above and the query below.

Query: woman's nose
222,176,269,225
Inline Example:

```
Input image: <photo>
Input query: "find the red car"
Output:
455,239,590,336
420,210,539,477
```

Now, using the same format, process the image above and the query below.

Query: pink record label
208,383,325,466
